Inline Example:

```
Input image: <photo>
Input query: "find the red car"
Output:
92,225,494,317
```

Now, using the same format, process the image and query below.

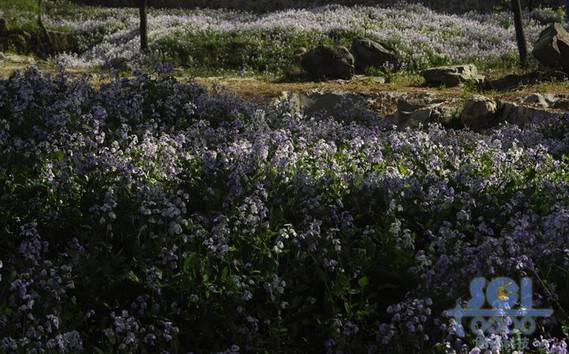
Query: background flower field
1,2,559,73
0,67,568,353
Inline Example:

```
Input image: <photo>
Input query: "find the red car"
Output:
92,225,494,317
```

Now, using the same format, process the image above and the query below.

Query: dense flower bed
70,0,567,13
0,67,568,353
53,4,548,72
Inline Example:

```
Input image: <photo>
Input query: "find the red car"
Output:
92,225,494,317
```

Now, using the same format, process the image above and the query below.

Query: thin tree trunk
139,0,148,52
512,0,528,67
37,0,51,53
37,0,42,22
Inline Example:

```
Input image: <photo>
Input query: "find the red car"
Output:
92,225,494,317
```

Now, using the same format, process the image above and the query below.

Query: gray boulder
276,90,380,123
521,93,556,108
422,64,485,87
351,37,400,73
393,94,459,128
532,23,569,71
396,93,445,112
394,103,459,129
498,100,562,126
301,45,355,80
460,96,498,131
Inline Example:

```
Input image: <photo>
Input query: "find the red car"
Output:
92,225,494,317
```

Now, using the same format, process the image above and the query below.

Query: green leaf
358,276,369,289
92,346,106,354
50,150,65,161
221,266,229,281
126,270,140,283
397,162,409,175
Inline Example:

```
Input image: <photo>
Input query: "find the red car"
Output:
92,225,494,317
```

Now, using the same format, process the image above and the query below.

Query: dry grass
192,75,463,104
2,56,569,104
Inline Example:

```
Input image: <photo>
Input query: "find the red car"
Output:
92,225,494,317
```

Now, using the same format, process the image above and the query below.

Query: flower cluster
0,67,568,352
49,4,546,71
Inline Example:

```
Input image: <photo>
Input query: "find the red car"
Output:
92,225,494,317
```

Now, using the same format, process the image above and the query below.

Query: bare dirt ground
193,75,463,104
3,55,569,104
193,73,569,104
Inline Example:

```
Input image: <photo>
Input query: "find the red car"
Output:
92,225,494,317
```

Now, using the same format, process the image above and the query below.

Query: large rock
532,23,569,71
396,93,445,112
276,90,380,123
460,96,498,130
422,64,485,87
351,37,400,73
392,93,459,128
520,93,556,108
301,45,355,80
497,100,562,126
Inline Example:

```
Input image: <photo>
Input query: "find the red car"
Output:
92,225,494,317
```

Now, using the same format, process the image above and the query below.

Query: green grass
0,0,39,13
153,28,347,76
0,0,40,33
0,0,86,34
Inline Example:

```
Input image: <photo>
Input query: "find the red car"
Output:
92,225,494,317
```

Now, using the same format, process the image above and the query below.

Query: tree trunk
37,0,42,21
37,0,51,53
512,0,528,67
139,0,148,52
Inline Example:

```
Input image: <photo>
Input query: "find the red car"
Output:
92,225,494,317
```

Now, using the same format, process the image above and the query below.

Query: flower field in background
52,4,550,73
0,67,568,353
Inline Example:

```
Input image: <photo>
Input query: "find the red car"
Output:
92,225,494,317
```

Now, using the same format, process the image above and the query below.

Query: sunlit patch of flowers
0,67,568,352
51,3,545,71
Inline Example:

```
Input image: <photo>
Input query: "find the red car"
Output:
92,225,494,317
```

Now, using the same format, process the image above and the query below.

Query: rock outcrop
422,64,485,87
301,45,355,80
532,23,569,71
351,37,400,73
460,96,498,130
274,90,567,131
393,94,458,128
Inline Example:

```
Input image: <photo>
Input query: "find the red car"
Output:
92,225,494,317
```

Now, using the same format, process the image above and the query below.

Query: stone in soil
422,64,485,87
